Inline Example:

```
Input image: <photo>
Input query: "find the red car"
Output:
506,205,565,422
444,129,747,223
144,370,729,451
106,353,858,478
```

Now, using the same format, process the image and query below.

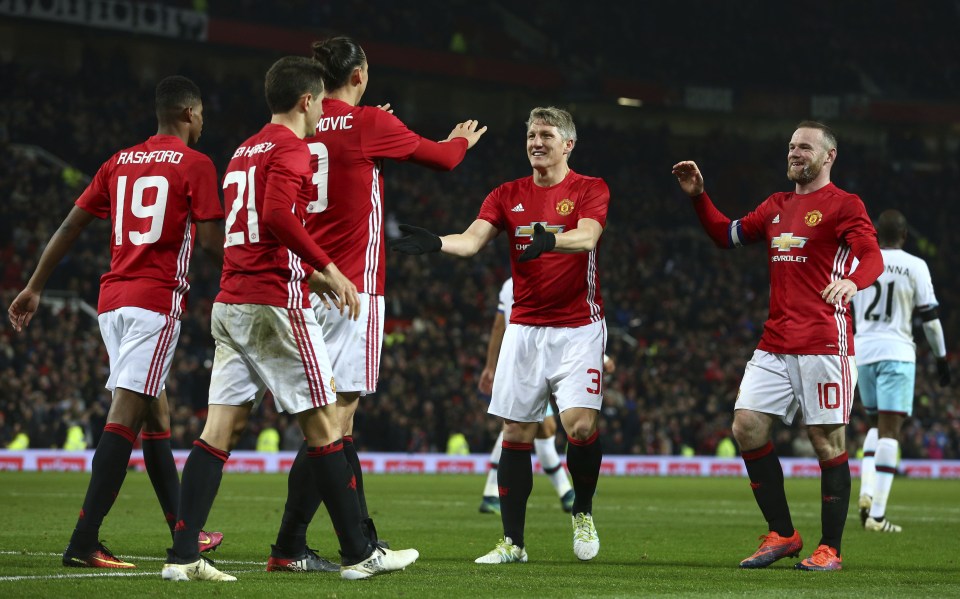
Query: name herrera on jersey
771,255,808,263
117,150,183,165
232,142,276,158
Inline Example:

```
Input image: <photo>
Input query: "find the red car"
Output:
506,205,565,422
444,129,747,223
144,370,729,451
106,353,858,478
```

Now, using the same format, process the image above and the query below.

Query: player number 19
114,175,169,246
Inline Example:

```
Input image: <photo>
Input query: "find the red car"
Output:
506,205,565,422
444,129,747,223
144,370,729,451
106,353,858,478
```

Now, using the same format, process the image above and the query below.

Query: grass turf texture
0,472,958,597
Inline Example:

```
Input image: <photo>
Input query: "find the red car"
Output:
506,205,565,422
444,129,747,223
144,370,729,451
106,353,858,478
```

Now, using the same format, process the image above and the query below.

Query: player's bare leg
796,423,848,570
733,409,801,569
64,388,151,569
560,408,601,560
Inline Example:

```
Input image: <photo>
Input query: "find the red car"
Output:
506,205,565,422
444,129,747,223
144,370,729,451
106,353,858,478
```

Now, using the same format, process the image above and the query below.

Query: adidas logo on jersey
511,203,525,212
772,214,780,223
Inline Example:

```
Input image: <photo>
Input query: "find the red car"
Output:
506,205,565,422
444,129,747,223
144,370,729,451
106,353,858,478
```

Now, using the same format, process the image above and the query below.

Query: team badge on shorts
330,377,337,393
804,210,823,227
556,198,575,216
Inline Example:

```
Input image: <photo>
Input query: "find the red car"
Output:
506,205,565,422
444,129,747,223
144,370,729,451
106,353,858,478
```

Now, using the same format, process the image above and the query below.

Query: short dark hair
155,76,201,124
311,36,366,91
265,56,326,114
796,120,837,151
876,209,908,245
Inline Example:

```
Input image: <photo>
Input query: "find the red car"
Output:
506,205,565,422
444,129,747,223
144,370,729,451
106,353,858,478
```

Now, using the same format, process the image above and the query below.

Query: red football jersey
75,135,222,318
301,98,422,294
702,183,880,355
217,124,319,309
478,170,610,327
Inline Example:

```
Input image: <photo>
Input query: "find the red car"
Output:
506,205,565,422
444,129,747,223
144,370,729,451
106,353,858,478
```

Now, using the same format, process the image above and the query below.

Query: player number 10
817,382,841,410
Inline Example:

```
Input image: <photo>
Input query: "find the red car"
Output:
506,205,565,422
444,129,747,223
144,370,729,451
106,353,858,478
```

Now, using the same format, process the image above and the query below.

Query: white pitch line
0,569,264,582
0,550,264,565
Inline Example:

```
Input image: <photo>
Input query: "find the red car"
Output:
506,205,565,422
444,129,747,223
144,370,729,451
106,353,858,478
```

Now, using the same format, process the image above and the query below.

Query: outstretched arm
8,206,96,331
672,160,741,249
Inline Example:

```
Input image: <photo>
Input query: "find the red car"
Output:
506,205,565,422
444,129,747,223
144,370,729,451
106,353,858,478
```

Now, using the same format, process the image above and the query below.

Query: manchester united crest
330,377,337,393
556,198,575,216
804,210,823,227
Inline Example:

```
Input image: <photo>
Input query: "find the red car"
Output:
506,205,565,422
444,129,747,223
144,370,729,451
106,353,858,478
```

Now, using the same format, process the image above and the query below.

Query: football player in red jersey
672,121,883,571
160,56,418,582
8,76,224,568
392,107,610,564
269,35,487,562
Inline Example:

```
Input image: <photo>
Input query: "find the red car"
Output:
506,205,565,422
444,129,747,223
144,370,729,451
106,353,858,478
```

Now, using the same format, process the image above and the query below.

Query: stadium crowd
2,28,959,462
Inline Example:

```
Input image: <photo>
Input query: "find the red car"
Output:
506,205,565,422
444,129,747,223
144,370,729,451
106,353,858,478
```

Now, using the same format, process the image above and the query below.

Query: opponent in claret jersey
162,56,418,583
673,120,883,571
8,76,225,569
392,106,610,565
269,36,487,563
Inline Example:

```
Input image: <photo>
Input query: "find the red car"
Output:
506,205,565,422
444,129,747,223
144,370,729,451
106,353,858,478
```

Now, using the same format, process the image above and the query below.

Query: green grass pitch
0,471,958,597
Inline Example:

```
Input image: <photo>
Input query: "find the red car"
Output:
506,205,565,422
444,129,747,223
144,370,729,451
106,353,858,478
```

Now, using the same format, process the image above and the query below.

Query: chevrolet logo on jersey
516,222,566,237
770,233,808,251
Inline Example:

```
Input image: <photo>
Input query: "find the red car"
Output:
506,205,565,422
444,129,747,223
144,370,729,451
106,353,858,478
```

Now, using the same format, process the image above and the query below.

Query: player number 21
114,175,169,246
223,167,261,247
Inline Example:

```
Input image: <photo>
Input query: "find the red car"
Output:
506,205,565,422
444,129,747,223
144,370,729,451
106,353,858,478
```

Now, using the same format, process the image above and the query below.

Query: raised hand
444,119,488,149
671,160,705,197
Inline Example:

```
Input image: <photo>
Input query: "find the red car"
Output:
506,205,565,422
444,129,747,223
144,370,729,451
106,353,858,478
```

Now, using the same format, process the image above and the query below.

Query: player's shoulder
568,170,606,185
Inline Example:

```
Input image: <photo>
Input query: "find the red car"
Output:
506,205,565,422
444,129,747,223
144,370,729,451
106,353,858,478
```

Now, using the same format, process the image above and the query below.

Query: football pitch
0,472,957,597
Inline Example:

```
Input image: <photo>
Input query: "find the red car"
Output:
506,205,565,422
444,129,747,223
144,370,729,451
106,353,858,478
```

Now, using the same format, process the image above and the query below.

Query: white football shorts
98,306,181,398
736,349,857,426
311,292,384,395
208,302,335,414
489,320,607,423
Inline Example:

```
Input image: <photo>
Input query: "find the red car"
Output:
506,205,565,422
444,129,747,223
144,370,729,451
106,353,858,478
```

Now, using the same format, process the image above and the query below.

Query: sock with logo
343,435,378,541
170,439,228,562
741,441,794,537
498,441,533,548
859,427,878,501
308,441,370,563
869,438,898,519
69,423,137,553
275,442,322,557
483,431,504,497
819,452,850,554
141,430,181,537
566,431,602,515
535,437,572,499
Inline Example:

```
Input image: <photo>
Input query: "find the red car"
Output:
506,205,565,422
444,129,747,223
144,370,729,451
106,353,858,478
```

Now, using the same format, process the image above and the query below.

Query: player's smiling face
786,128,829,185
526,121,572,169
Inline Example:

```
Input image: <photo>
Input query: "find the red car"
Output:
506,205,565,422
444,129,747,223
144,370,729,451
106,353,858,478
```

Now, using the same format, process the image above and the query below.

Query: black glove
937,357,951,387
518,223,556,263
389,224,441,254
